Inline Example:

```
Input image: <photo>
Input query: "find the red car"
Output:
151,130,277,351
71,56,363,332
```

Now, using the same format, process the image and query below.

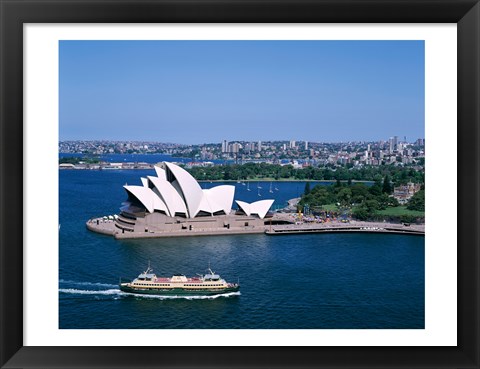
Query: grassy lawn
312,203,339,212
376,206,424,217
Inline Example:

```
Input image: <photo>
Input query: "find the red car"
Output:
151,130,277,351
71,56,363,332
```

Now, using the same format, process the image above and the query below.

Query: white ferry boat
120,264,239,296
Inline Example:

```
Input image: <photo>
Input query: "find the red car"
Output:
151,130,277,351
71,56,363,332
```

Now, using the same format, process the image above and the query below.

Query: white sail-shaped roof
196,189,225,216
121,162,273,220
123,185,159,214
164,162,204,218
154,165,166,180
196,193,219,216
147,175,187,217
204,185,235,215
152,193,169,214
235,199,274,219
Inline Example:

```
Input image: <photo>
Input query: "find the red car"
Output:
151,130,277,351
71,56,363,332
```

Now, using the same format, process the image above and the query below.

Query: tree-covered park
186,162,424,184
298,177,425,223
186,163,425,223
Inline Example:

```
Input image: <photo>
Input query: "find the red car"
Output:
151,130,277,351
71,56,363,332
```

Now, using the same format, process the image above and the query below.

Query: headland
85,161,424,239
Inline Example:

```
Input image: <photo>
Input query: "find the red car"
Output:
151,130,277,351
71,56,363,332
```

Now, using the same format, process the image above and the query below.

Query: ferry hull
119,284,240,296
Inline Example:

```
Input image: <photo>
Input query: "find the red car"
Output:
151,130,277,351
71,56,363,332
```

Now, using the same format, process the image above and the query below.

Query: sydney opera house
87,162,283,239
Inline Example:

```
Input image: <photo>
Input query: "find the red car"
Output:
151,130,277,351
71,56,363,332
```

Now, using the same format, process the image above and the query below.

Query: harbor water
59,169,424,329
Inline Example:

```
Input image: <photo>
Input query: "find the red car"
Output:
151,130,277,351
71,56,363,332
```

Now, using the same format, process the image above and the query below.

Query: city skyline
60,134,425,168
59,135,424,147
60,40,425,144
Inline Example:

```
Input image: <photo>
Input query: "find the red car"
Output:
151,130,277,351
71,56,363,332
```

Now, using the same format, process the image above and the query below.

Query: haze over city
59,40,424,144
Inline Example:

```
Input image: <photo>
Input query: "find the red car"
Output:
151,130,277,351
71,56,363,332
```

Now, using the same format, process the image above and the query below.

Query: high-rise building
230,143,241,153
289,140,296,149
388,137,394,153
222,140,228,153
305,141,308,150
416,138,425,146
258,141,262,151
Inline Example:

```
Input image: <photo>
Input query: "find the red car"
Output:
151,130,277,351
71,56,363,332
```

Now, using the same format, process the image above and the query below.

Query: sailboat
269,182,273,193
258,187,262,197
247,182,251,191
257,182,262,189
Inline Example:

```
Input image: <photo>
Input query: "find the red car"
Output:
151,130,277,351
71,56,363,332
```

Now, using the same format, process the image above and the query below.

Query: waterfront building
123,162,236,218
87,162,278,238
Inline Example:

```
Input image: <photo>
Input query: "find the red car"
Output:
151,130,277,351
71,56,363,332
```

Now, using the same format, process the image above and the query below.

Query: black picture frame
1,1,479,368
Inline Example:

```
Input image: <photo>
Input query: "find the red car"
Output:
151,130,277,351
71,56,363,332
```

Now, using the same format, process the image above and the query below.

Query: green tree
337,187,352,207
304,182,311,195
400,215,418,224
352,205,369,220
382,174,392,194
407,190,425,211
350,183,370,201
369,180,382,196
364,199,380,213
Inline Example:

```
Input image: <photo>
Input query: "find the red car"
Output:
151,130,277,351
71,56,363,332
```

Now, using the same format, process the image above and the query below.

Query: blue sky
59,40,424,144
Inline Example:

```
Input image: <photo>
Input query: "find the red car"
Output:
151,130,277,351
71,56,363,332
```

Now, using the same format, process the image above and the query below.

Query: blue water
59,170,424,329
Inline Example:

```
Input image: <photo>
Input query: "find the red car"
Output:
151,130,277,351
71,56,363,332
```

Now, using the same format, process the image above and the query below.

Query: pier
265,221,424,236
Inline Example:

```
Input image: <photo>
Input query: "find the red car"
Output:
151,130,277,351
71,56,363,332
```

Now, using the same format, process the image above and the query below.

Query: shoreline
265,221,424,236
86,216,424,239
197,179,374,183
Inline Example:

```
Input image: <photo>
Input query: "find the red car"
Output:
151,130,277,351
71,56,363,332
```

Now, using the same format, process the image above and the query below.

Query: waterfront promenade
265,221,424,236
86,215,424,239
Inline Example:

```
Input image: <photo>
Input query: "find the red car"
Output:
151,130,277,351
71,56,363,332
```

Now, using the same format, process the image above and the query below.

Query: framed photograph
1,0,479,368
